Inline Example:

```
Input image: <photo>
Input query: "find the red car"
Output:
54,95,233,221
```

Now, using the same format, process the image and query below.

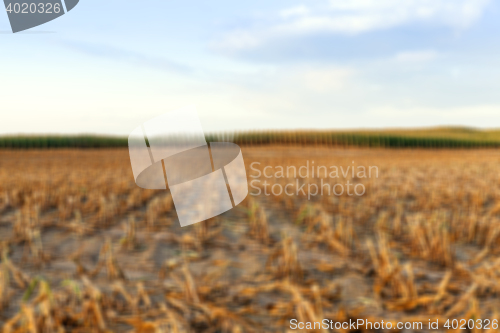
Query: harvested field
1,147,500,332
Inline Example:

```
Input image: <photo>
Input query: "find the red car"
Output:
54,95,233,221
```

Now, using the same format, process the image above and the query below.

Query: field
1,146,500,332
2,127,500,149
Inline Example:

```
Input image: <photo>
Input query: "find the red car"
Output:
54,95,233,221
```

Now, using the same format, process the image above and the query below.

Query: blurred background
1,0,500,134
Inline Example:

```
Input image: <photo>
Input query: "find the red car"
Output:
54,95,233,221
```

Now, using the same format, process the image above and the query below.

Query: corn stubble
0,147,499,332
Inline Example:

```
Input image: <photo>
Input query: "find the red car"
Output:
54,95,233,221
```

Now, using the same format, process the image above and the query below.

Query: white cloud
302,67,354,92
279,5,310,18
327,0,490,29
214,0,491,52
394,50,439,63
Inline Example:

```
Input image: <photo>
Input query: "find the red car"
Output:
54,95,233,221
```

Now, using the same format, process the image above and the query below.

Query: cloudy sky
1,0,499,135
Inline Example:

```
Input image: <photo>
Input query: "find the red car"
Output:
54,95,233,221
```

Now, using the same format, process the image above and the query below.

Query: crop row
1,129,500,149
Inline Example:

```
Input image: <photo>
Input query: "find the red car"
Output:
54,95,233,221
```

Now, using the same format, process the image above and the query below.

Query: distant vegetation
1,127,500,149
223,127,500,148
0,135,127,149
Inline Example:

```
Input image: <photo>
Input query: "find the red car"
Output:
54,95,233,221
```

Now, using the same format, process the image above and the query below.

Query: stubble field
0,146,500,332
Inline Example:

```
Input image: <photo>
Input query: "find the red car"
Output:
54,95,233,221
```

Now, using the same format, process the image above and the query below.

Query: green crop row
0,136,127,149
1,128,499,149
211,131,500,148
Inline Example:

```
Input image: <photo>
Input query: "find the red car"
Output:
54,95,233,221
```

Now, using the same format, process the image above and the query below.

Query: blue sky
1,0,499,134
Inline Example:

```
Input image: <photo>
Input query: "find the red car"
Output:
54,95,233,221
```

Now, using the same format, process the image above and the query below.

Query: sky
1,0,500,135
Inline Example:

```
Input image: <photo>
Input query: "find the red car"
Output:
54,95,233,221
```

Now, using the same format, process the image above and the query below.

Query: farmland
2,127,500,149
1,146,500,332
